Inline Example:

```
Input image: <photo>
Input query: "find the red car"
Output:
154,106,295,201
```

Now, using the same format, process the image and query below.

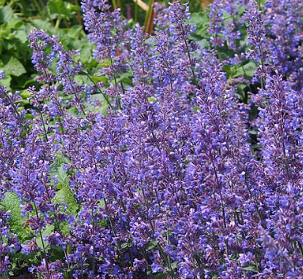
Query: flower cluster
1,0,303,278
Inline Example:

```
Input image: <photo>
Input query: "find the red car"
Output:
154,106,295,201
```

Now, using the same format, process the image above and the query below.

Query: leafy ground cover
1,0,303,278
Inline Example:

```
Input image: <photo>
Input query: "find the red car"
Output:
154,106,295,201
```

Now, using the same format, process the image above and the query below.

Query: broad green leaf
67,25,83,39
53,185,79,215
80,44,93,64
48,0,71,19
4,56,26,77
1,192,29,241
67,106,79,117
6,17,22,29
49,155,70,187
25,113,34,120
19,90,32,99
0,5,13,22
236,83,248,101
187,12,210,42
74,74,92,86
248,129,258,135
90,75,109,85
198,38,210,49
13,28,28,44
187,12,209,26
234,61,257,78
0,22,10,37
0,74,11,87
51,156,78,214
97,60,111,68
50,155,78,214
30,19,60,36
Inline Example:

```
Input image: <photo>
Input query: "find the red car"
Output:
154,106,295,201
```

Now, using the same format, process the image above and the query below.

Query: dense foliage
1,0,303,278
0,0,90,92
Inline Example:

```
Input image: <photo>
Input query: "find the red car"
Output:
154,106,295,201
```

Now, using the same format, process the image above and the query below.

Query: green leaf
19,90,32,99
188,12,209,27
13,28,28,44
74,74,92,86
187,12,210,42
50,155,78,214
0,22,10,37
80,44,93,64
25,113,34,120
146,240,158,251
4,56,26,77
242,265,258,273
49,155,70,187
48,0,71,19
30,19,60,36
0,74,11,87
198,38,210,49
6,17,22,29
116,72,133,86
90,75,108,85
85,93,109,115
234,61,257,78
248,129,258,135
53,183,79,214
171,261,178,270
1,192,29,241
0,6,13,22
121,241,133,249
67,25,83,39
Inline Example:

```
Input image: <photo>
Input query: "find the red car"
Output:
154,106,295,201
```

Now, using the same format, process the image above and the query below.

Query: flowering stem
244,171,264,226
33,95,49,142
210,151,227,229
91,207,96,279
281,137,290,181
33,203,50,274
180,24,197,84
82,72,114,110
1,89,26,130
67,74,86,116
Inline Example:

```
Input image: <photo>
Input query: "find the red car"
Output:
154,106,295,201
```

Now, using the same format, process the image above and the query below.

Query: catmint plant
1,0,303,278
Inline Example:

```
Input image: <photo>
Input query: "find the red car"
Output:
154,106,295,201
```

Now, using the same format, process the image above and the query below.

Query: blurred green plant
0,0,92,93
0,0,211,93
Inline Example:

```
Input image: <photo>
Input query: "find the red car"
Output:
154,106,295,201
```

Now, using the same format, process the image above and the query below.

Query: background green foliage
0,0,210,91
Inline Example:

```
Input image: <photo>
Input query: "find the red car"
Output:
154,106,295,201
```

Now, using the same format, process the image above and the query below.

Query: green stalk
144,0,154,33
112,0,117,10
74,0,83,25
55,18,61,29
